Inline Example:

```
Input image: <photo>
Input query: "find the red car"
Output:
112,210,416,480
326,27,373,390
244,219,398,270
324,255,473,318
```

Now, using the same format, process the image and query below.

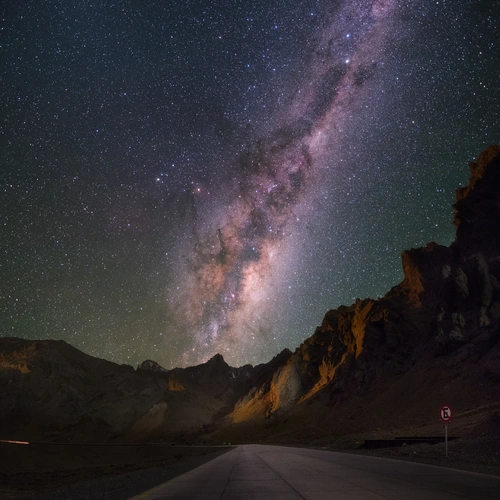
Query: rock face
1,146,499,444
222,145,500,438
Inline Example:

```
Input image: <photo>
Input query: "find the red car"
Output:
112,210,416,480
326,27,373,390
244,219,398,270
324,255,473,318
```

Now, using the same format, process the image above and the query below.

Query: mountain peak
137,359,167,373
206,353,227,366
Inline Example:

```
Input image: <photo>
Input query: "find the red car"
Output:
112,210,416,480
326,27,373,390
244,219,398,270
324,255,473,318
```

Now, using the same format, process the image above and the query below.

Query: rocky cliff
1,146,499,444
219,145,500,441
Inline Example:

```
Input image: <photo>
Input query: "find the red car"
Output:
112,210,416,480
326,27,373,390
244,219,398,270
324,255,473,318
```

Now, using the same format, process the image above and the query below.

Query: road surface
130,444,500,499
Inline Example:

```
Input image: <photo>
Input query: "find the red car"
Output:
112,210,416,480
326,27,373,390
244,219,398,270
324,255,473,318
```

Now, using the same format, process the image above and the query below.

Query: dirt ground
253,403,500,477
2,412,499,499
340,435,500,477
354,407,500,476
0,442,232,499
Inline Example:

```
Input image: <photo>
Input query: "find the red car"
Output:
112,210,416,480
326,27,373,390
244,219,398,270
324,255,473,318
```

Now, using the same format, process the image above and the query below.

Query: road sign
440,405,452,422
440,405,452,457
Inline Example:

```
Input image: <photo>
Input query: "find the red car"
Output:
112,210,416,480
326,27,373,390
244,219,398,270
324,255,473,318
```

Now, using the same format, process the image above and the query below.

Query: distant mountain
1,146,499,444
0,337,254,443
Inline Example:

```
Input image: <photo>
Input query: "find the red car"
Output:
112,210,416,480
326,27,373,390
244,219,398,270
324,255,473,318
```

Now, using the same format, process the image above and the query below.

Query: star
1,0,498,369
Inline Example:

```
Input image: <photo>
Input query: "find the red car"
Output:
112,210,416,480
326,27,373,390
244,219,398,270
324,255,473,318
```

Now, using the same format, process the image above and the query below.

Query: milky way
2,1,499,368
169,0,402,366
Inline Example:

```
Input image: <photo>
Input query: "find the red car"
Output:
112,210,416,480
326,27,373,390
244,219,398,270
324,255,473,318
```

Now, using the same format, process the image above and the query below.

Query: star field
2,1,499,368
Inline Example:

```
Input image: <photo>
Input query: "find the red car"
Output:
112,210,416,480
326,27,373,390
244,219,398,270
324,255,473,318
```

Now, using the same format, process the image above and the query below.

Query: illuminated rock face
1,147,499,443
228,146,500,428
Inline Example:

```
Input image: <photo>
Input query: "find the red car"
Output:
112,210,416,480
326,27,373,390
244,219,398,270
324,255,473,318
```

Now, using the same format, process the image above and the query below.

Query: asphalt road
130,444,500,500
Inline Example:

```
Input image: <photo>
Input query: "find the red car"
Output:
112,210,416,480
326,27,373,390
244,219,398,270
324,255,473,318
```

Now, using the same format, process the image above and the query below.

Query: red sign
440,405,452,422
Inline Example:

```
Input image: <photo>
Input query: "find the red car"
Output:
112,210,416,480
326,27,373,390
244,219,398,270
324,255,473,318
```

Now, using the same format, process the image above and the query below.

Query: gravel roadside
8,448,232,500
340,435,500,477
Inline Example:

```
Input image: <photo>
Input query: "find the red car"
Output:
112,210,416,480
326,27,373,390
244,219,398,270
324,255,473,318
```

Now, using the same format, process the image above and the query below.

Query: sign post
440,405,452,457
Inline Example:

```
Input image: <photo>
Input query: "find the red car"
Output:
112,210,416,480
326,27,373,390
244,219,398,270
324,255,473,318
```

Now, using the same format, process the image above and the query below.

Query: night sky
2,1,499,369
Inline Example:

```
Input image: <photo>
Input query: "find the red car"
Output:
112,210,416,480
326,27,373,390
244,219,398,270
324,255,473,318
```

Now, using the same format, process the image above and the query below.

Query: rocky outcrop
223,145,500,429
431,146,500,357
400,242,452,307
454,145,500,257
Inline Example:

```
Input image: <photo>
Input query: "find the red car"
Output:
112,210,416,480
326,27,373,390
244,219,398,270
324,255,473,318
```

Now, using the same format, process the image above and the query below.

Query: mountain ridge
1,145,499,445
